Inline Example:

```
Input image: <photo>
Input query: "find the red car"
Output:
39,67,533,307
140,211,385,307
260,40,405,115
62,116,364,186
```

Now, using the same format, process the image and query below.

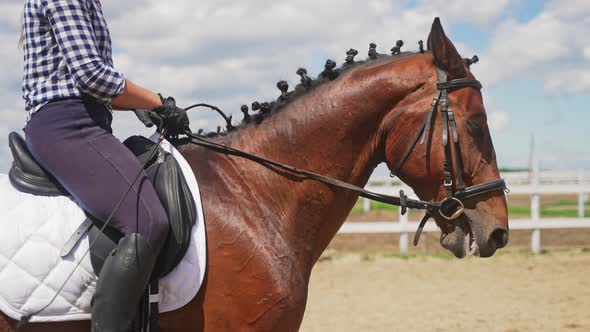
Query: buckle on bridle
444,178,453,187
439,197,464,220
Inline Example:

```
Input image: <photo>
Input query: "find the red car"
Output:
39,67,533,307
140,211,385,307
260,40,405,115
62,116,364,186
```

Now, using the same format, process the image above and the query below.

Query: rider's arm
111,79,162,111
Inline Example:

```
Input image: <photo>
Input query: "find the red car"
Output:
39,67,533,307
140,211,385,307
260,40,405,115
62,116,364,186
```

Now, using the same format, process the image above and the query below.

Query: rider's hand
149,95,190,136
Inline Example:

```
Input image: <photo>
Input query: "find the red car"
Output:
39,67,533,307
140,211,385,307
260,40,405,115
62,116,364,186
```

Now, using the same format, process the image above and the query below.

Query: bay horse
1,18,508,332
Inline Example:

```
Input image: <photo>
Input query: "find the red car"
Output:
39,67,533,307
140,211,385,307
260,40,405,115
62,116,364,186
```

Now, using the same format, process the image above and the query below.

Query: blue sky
0,0,589,174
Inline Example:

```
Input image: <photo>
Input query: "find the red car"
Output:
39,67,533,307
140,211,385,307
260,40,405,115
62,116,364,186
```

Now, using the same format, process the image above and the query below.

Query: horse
0,18,508,332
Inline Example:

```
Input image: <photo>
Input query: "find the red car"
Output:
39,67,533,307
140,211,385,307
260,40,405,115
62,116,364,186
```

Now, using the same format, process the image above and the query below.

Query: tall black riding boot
91,233,158,332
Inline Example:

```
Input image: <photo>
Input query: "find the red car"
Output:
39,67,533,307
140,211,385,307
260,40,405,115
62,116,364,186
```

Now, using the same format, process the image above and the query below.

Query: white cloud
544,69,590,95
2,0,583,173
415,0,510,25
487,111,510,133
478,0,590,94
0,1,22,28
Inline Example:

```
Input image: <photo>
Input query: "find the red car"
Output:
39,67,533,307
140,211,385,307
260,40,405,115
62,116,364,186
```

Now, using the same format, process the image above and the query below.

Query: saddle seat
8,132,66,196
7,132,196,279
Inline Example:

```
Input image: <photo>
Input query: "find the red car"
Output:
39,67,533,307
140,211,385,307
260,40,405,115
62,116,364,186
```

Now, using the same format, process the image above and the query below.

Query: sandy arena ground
300,251,590,332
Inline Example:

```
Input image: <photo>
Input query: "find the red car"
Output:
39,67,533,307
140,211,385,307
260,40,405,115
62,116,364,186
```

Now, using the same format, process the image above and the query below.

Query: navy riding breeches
24,99,169,251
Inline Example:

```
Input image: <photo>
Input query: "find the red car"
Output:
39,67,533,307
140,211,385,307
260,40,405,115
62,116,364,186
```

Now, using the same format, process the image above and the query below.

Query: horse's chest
228,271,309,332
205,231,310,330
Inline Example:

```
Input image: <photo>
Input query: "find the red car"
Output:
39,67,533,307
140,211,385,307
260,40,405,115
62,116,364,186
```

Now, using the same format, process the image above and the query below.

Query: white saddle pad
0,135,206,322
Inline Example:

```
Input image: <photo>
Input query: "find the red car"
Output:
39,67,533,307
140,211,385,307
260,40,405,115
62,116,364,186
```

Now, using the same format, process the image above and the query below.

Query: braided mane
177,41,431,143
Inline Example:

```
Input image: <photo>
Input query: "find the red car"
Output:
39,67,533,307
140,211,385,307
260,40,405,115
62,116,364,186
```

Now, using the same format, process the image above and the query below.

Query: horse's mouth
440,216,479,258
466,223,479,257
440,208,509,258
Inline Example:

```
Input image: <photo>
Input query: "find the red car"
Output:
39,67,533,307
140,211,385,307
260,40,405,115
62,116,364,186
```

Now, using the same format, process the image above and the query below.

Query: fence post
531,155,541,254
399,206,409,255
579,170,585,218
363,198,371,212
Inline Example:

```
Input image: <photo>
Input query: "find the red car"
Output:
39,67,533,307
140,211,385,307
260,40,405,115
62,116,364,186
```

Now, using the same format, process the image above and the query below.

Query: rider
20,0,188,330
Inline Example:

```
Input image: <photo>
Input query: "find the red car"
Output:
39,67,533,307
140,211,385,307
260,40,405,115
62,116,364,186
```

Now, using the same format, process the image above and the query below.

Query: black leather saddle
7,132,197,279
8,132,66,196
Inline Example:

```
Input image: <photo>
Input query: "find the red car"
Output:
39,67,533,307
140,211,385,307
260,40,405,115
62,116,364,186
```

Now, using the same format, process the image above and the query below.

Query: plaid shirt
22,0,126,116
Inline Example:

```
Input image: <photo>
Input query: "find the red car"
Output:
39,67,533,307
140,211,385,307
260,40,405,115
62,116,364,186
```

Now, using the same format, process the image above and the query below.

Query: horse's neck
207,58,427,265
232,68,407,183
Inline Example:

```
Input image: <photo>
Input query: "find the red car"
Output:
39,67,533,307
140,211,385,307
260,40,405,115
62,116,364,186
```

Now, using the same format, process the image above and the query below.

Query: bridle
168,64,507,246
390,66,507,244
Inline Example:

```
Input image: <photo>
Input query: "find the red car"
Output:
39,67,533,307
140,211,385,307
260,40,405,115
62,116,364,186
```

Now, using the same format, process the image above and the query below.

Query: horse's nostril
490,228,509,249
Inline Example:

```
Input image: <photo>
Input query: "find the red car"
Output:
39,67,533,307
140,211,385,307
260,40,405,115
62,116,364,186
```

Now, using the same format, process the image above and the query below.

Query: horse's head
380,18,508,258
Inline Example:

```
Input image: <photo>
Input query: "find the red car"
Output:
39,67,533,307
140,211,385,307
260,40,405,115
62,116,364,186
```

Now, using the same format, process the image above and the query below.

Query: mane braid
176,50,420,144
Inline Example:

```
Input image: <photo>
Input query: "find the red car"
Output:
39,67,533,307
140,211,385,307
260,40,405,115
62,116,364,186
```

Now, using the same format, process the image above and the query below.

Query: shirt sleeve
41,0,126,100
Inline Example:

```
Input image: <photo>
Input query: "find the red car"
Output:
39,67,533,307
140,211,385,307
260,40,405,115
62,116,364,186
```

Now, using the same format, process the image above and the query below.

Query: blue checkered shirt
22,0,126,117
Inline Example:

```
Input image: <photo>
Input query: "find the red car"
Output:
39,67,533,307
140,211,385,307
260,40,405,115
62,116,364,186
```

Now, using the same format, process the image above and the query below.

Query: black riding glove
149,95,190,137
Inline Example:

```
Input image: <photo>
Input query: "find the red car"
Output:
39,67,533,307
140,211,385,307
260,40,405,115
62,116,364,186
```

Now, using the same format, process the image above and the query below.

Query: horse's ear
427,17,466,78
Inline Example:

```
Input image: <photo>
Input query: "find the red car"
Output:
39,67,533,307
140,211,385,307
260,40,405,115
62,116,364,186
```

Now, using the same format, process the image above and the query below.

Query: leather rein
179,65,507,246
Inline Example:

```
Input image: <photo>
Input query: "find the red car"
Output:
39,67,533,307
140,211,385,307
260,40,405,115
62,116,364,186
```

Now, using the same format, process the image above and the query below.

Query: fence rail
367,170,590,187
339,218,590,234
350,169,589,254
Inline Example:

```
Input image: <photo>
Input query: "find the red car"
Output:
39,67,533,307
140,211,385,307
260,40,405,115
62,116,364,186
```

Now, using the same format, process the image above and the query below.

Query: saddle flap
147,152,197,277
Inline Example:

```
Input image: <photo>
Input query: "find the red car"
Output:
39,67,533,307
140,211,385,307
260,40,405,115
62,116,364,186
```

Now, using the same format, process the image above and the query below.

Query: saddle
7,132,196,279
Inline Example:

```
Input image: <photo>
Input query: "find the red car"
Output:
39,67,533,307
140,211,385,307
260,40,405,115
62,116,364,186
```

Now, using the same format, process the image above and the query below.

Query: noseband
390,67,507,245
177,65,507,247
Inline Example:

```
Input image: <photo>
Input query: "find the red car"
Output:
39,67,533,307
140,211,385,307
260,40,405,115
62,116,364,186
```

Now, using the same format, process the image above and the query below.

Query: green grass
352,200,400,214
355,199,588,218
371,201,399,211
541,209,589,217
498,167,528,172
546,199,580,207
508,206,531,215
508,200,589,217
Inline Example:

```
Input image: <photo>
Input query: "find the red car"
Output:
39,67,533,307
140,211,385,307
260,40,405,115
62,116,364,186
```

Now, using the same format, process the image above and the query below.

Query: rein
183,131,440,213
182,131,505,245
175,65,507,246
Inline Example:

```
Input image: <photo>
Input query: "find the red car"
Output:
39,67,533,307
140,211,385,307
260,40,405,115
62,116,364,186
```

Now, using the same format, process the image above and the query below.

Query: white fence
366,170,590,187
342,169,590,254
